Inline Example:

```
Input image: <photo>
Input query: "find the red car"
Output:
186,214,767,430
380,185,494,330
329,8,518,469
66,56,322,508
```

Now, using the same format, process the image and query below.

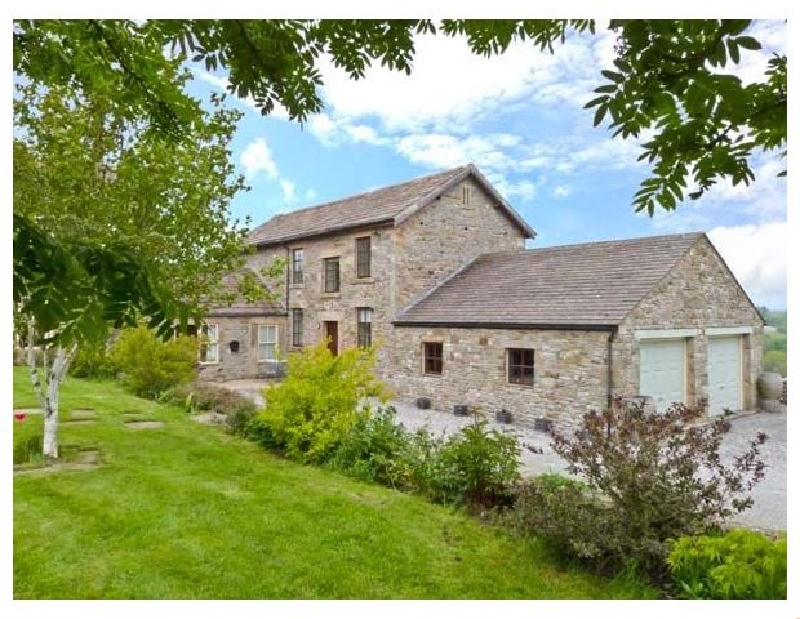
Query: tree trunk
42,345,77,459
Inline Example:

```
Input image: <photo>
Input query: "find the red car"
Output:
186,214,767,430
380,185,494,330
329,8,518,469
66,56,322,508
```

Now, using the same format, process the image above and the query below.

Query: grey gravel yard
386,399,787,534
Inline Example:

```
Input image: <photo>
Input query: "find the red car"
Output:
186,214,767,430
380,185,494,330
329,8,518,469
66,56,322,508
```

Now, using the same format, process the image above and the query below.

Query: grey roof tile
395,232,704,327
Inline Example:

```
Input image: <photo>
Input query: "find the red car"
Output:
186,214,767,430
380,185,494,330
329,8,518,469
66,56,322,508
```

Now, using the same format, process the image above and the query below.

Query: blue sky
185,20,787,309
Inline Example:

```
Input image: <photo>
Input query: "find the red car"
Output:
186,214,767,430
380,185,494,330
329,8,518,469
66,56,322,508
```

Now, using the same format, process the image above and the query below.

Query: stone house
202,163,764,427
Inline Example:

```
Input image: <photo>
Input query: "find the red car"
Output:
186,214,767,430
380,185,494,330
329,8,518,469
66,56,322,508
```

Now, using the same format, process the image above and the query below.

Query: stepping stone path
14,449,101,476
68,409,96,420
14,408,43,416
124,421,165,430
192,412,227,426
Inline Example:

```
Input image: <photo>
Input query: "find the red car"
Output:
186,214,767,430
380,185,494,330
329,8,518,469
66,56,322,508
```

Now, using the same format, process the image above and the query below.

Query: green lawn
13,368,655,599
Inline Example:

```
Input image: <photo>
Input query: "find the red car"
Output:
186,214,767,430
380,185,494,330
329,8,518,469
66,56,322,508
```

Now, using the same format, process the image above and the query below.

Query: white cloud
280,179,296,201
316,30,614,134
707,222,787,309
305,189,317,201
553,185,572,198
240,138,278,180
394,133,517,170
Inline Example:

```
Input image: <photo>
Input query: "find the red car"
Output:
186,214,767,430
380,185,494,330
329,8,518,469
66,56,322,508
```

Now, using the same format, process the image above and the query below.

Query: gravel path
386,399,787,533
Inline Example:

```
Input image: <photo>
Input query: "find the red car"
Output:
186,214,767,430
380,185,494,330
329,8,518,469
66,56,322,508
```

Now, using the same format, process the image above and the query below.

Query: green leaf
735,36,761,51
600,69,624,83
726,38,740,64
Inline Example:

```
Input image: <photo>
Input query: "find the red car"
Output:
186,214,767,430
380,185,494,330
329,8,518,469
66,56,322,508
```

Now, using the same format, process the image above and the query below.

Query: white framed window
258,325,279,361
199,324,219,364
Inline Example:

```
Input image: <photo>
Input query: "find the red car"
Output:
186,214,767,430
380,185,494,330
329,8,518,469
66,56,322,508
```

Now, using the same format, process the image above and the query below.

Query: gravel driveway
387,399,786,533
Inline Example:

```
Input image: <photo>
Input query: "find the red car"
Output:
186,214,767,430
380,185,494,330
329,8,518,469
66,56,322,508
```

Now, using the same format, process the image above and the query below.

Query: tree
13,61,279,457
14,19,786,214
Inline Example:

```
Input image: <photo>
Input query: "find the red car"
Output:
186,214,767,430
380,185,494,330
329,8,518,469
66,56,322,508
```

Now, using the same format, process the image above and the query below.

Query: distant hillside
759,307,787,376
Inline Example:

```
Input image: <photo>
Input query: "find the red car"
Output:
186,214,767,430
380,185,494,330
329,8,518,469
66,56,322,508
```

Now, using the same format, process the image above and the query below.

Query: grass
13,367,656,599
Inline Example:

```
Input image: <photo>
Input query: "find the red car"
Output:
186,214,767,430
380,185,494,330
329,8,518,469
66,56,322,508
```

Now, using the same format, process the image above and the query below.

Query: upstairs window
357,307,373,348
462,186,471,205
356,236,371,278
292,308,303,348
292,248,303,284
507,348,534,386
324,257,340,293
424,342,443,375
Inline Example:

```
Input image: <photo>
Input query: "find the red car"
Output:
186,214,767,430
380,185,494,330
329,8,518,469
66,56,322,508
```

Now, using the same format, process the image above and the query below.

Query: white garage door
639,339,686,412
707,336,742,416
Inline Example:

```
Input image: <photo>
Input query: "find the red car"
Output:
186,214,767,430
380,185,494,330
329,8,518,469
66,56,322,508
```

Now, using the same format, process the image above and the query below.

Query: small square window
507,348,534,386
424,342,443,375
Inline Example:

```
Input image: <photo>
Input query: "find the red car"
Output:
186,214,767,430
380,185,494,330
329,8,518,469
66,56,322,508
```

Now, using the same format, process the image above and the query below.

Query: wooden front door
324,321,338,357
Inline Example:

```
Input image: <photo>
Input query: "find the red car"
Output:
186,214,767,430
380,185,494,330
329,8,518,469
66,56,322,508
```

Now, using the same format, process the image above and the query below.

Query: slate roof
206,268,286,317
248,163,535,246
394,232,705,328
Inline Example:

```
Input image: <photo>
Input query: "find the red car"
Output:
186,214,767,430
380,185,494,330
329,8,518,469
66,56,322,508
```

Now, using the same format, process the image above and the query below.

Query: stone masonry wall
197,315,289,382
388,326,610,430
284,225,397,374
614,236,763,410
393,177,527,313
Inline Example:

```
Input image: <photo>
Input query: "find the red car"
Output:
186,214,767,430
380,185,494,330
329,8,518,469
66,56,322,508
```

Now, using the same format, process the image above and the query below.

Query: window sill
507,381,535,389
353,276,375,284
199,361,220,366
290,283,305,289
322,292,341,298
423,372,444,378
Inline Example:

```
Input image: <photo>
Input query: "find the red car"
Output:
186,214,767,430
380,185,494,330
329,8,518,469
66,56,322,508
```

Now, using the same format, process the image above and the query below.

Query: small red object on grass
14,412,27,422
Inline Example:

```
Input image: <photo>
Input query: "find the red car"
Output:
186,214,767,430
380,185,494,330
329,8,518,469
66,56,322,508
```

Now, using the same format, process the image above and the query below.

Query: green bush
226,400,258,436
69,341,117,379
329,405,415,488
512,398,768,577
112,326,198,399
253,342,389,464
157,384,195,410
667,529,787,599
430,419,520,507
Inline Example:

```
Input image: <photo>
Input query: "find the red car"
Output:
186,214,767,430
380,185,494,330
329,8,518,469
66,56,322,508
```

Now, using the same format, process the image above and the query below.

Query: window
292,309,303,348
356,236,371,278
199,324,219,364
258,325,279,361
424,342,443,375
292,248,303,284
357,307,373,348
507,348,534,386
462,186,471,205
324,257,340,293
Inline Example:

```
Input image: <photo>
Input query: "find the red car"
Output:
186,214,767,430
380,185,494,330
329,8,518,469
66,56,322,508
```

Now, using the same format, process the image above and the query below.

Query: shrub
254,342,389,464
329,405,414,487
667,529,787,599
429,418,520,507
514,397,768,577
157,384,195,410
112,326,198,399
69,341,118,379
226,400,258,436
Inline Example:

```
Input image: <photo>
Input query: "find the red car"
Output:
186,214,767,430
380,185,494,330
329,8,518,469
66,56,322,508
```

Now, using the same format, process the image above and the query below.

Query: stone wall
197,315,288,382
393,177,527,313
388,326,610,430
282,224,397,374
614,235,764,410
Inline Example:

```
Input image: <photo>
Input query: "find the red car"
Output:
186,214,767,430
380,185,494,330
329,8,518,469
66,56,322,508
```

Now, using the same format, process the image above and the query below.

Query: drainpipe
283,245,290,313
606,328,616,410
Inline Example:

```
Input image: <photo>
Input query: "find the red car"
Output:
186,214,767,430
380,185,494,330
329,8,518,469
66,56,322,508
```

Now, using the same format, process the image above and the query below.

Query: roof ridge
250,165,468,232
519,231,704,254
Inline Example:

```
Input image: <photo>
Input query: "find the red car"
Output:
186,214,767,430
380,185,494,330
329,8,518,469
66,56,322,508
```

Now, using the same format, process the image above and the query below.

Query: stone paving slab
124,421,165,430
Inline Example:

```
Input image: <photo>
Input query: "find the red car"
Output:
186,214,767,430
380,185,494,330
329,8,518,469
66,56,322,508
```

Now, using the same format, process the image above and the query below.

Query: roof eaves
252,218,396,249
392,320,618,331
